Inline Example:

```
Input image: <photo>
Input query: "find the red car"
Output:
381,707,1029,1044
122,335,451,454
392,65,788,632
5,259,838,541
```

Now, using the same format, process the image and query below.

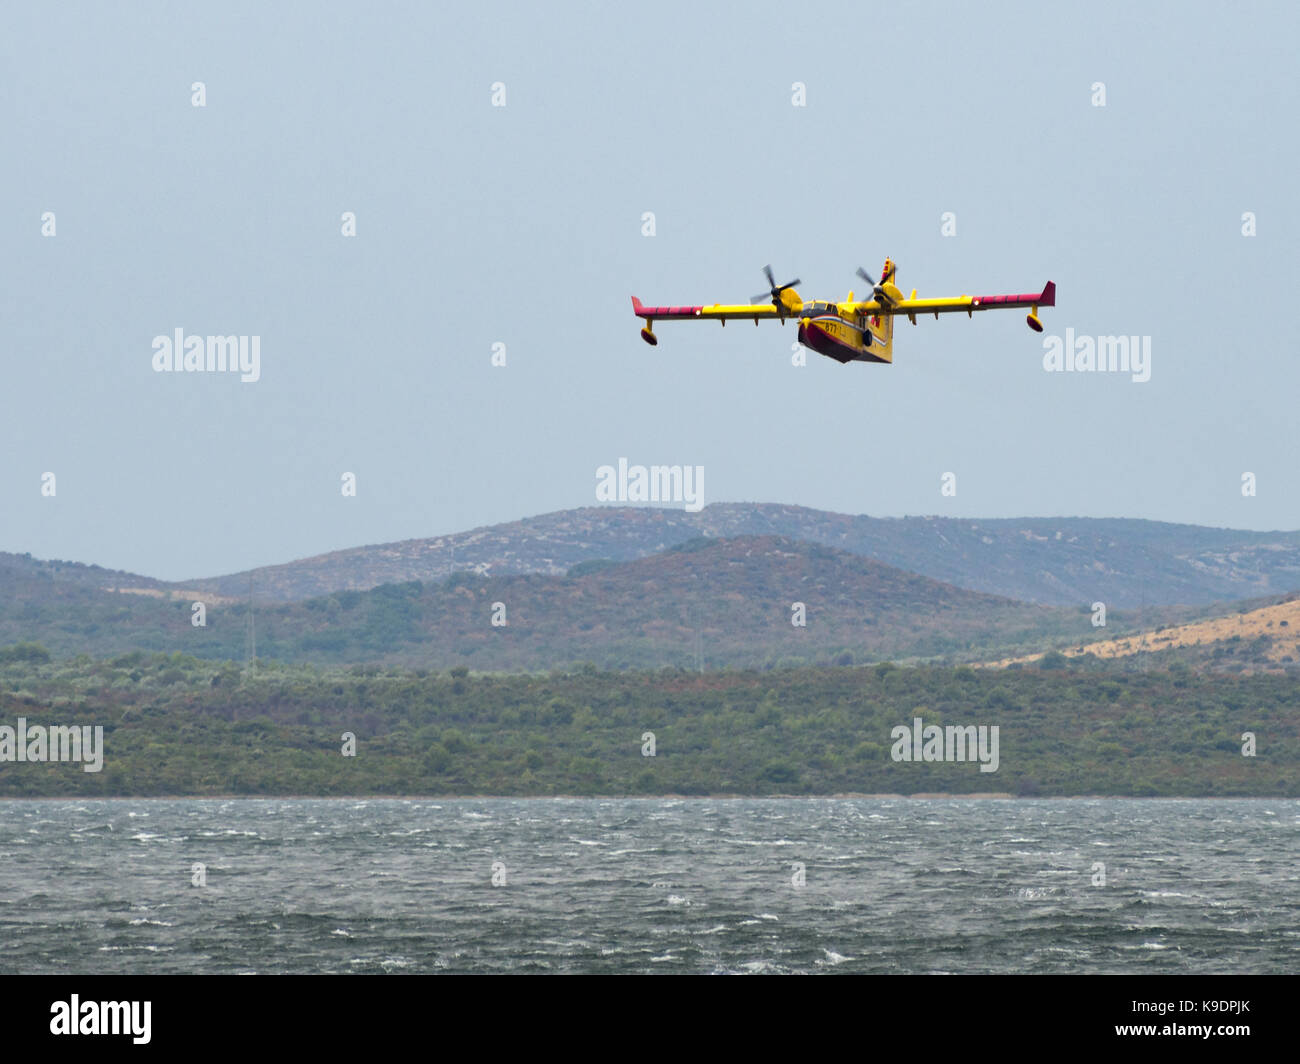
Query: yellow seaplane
631,260,1055,364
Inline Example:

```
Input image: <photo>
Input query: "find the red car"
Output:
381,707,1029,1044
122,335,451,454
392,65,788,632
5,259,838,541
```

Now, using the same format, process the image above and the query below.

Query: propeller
751,264,802,319
857,265,893,303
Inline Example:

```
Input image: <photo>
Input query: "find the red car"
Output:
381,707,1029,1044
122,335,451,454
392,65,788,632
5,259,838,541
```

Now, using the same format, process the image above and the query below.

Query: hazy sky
2,1,1296,580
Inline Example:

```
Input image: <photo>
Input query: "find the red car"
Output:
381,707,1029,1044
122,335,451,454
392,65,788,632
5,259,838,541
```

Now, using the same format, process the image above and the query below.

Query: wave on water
0,797,1293,974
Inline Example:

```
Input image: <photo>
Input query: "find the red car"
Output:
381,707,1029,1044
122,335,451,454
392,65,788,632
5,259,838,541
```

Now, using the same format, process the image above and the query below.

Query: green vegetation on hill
0,649,1293,798
0,536,1182,672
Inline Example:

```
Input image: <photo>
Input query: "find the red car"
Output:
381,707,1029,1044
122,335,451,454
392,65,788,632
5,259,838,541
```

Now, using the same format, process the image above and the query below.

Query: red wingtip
631,295,644,314
1041,281,1056,307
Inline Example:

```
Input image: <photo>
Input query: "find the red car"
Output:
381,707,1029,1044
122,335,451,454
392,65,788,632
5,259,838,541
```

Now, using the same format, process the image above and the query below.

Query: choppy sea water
0,798,1295,974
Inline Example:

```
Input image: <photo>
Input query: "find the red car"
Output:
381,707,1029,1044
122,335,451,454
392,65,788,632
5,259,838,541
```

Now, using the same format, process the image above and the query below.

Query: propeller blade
757,265,801,314
751,293,770,305
856,267,876,287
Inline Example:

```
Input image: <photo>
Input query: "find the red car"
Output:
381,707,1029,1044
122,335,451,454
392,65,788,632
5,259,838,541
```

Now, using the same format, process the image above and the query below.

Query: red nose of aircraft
798,318,832,356
796,317,860,365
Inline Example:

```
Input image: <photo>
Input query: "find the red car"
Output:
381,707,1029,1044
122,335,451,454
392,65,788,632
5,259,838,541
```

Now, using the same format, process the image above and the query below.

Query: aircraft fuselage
796,307,891,365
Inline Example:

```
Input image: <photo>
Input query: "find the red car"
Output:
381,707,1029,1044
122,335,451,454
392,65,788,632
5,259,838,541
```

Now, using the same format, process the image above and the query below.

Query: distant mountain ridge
184,504,1300,608
0,535,1118,671
6,503,1300,609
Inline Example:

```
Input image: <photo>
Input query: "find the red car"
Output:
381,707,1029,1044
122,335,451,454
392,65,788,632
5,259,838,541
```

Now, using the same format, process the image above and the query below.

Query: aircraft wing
631,296,784,322
854,281,1056,318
